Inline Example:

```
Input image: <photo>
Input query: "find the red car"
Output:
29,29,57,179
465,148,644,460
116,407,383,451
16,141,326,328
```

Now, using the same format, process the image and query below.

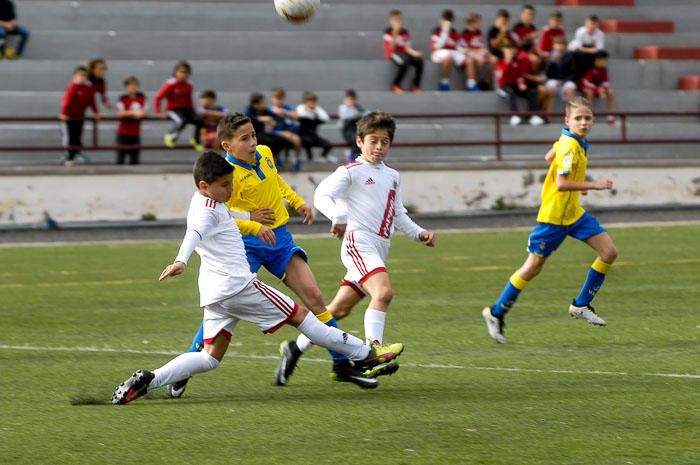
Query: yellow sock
591,257,612,274
315,310,334,324
509,272,530,291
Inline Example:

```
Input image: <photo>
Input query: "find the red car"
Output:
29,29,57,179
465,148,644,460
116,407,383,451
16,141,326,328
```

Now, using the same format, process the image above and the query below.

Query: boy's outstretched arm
556,174,613,192
159,262,186,281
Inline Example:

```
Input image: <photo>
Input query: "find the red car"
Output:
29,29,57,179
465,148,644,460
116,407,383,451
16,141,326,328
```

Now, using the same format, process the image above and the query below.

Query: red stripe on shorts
253,279,293,316
346,232,368,276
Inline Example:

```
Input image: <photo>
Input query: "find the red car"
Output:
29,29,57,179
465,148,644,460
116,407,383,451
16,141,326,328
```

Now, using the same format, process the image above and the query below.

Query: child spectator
518,38,553,117
383,9,423,94
544,35,577,102
270,87,303,169
579,50,616,125
512,5,541,70
569,15,605,76
59,66,101,167
115,76,147,165
458,13,491,91
495,42,542,127
539,11,566,61
0,0,29,59
296,91,336,163
244,93,293,166
198,90,229,149
338,89,368,162
154,61,204,152
87,58,112,110
487,9,519,60
430,9,464,91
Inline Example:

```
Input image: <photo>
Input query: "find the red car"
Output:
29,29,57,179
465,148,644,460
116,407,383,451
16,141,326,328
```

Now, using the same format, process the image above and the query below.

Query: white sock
297,313,369,360
440,78,449,84
295,333,313,352
468,79,477,87
364,308,386,345
148,351,220,390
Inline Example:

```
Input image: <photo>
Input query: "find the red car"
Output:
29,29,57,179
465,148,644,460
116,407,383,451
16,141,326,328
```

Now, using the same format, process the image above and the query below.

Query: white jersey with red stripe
175,192,254,307
314,156,425,241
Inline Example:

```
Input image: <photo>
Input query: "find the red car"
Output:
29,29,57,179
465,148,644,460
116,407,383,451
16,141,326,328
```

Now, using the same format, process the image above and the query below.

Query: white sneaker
509,115,522,127
529,115,545,126
568,301,607,326
482,307,506,344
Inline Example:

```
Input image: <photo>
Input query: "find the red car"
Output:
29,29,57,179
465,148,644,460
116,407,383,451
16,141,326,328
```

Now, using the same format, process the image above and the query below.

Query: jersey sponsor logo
266,157,274,169
204,198,217,209
240,173,254,182
365,177,375,185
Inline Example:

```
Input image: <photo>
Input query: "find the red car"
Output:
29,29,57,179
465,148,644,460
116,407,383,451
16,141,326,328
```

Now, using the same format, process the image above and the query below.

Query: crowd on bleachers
383,6,616,127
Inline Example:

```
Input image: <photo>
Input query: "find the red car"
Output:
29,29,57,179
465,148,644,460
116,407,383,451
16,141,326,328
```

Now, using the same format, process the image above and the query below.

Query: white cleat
482,307,506,344
568,301,607,326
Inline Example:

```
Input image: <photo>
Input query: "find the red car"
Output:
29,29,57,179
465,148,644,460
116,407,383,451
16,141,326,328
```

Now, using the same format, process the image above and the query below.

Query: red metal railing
0,111,698,161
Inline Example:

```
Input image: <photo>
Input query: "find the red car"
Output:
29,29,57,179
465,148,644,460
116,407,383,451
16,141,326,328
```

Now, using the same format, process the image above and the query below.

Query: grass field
1,225,698,465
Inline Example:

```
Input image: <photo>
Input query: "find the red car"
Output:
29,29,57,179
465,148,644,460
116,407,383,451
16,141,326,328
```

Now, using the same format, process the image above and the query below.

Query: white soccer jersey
314,157,424,241
175,192,254,307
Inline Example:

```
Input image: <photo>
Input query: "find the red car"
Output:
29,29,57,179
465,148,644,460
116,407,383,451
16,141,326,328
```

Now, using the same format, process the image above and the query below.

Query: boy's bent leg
569,231,617,325
358,270,392,345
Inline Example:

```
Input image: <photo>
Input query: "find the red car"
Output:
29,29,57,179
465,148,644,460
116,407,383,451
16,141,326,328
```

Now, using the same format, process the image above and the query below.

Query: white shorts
431,49,465,66
202,278,298,343
545,79,576,100
341,230,389,292
465,49,489,60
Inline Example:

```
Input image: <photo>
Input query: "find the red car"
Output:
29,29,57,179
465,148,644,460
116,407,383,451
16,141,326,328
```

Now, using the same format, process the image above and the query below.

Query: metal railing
0,111,698,161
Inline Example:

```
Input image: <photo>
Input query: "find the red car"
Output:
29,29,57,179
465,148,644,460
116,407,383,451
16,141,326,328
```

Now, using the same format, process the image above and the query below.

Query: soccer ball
274,0,320,24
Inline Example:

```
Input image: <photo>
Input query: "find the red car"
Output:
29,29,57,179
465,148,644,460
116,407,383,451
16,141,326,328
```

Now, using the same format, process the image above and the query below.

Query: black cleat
274,340,303,386
167,377,190,398
112,369,154,405
331,360,379,389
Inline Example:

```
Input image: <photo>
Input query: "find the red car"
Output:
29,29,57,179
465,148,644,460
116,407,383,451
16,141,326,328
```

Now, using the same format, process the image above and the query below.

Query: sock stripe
509,272,529,290
592,258,612,274
315,310,333,324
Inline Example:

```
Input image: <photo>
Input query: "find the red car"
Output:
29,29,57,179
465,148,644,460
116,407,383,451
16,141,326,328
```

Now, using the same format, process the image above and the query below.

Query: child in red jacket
116,76,147,165
495,42,542,127
59,66,102,166
154,61,204,151
579,50,616,125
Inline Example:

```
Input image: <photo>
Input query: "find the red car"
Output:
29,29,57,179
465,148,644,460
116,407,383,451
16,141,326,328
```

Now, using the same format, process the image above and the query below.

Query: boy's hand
297,204,314,224
251,208,275,225
94,113,103,121
330,223,346,239
156,112,167,120
159,261,186,281
58,114,69,121
257,226,276,247
594,179,614,190
419,230,436,247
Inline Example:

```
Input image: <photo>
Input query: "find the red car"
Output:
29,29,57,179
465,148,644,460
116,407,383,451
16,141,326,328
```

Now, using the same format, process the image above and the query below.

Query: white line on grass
2,344,697,380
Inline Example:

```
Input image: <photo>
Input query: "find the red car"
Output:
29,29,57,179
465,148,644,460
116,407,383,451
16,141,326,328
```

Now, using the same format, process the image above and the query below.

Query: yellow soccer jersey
224,145,306,235
536,129,588,226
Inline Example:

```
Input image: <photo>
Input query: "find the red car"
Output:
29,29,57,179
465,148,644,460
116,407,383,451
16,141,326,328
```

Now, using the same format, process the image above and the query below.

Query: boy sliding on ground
275,112,436,385
112,152,404,404
482,96,618,344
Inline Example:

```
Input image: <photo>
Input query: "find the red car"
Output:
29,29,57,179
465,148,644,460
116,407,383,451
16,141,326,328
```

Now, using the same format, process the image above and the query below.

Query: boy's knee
375,287,393,307
330,304,352,320
602,246,618,264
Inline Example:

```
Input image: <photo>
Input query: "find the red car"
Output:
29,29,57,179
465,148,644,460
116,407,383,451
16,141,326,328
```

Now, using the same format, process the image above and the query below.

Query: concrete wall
2,166,699,225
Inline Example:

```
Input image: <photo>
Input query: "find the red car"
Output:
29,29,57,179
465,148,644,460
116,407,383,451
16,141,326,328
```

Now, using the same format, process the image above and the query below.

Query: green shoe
164,133,176,148
355,342,404,372
189,138,205,152
363,359,400,378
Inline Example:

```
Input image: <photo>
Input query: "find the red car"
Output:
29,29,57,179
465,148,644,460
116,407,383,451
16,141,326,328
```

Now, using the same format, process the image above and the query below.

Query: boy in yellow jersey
172,114,380,396
482,96,618,344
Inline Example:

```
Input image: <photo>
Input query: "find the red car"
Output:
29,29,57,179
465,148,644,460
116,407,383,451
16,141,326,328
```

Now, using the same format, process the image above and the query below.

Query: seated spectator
59,66,102,166
430,9,464,91
296,91,336,163
579,50,616,125
244,93,293,165
539,11,566,62
569,15,605,78
495,42,543,127
270,87,303,169
487,9,519,60
198,90,229,149
518,38,553,117
338,89,368,162
512,4,541,71
458,13,492,92
383,9,423,94
544,35,577,102
115,76,147,165
0,0,29,59
87,58,112,110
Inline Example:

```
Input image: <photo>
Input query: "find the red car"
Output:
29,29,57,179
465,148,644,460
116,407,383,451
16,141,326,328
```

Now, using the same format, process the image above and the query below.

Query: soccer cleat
274,340,303,386
164,133,176,148
391,85,404,94
74,153,90,163
410,85,421,94
354,342,404,372
482,306,506,344
363,359,400,378
189,137,205,152
438,82,450,92
467,85,481,92
568,301,607,326
331,360,378,389
167,377,190,398
112,369,154,405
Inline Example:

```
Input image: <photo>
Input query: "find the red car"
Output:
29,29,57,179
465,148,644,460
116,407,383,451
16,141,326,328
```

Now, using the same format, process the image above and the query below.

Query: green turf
1,225,698,465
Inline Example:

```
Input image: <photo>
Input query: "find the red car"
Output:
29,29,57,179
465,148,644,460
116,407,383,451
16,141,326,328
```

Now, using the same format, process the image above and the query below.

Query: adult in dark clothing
0,0,30,58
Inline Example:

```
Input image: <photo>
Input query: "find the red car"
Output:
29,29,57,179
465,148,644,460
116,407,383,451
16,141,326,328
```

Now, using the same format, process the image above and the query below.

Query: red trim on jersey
378,189,396,238
340,279,367,298
358,267,388,286
203,329,232,345
253,279,294,316
263,304,300,334
346,232,368,276
204,198,217,209
344,161,362,170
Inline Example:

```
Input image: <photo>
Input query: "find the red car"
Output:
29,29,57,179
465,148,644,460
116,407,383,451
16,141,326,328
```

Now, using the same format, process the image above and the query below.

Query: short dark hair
73,66,88,75
345,89,358,98
123,76,139,87
441,9,454,21
271,87,286,98
249,92,265,105
588,14,599,22
389,9,401,17
466,12,481,24
217,113,253,144
550,10,563,19
496,9,510,20
522,4,535,12
356,111,396,143
302,91,317,102
173,61,191,75
193,151,232,187
200,90,217,100
594,50,609,59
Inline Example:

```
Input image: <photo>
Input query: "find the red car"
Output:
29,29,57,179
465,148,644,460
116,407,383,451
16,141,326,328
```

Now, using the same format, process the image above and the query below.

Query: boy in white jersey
276,112,436,384
112,152,404,404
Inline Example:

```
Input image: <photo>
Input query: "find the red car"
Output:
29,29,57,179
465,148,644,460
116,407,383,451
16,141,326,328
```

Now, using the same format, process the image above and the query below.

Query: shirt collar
225,150,261,169
561,128,589,154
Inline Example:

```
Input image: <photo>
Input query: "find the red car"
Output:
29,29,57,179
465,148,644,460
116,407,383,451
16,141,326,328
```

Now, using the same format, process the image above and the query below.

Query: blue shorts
527,212,606,257
242,225,307,279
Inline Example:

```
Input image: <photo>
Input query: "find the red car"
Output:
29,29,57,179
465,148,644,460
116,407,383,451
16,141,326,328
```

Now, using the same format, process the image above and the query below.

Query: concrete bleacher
0,0,698,166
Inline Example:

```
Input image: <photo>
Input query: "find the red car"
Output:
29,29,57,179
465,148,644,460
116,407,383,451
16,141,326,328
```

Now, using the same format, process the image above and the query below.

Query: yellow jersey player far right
483,96,618,344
